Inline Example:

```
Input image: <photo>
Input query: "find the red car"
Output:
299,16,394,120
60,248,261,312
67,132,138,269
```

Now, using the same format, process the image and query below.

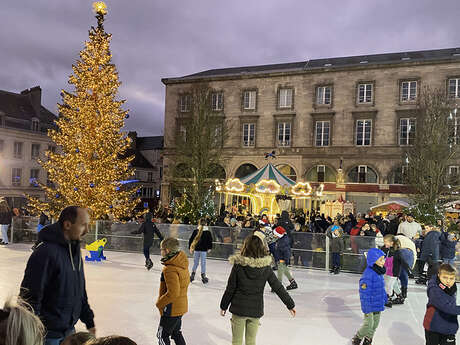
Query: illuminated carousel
216,163,324,217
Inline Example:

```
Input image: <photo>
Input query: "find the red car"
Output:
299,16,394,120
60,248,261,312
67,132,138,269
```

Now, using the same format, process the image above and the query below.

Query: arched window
305,165,336,182
207,164,226,179
276,164,297,181
235,163,258,179
174,163,192,178
347,165,378,183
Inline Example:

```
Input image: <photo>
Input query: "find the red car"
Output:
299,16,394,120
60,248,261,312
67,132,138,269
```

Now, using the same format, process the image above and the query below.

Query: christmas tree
28,2,140,220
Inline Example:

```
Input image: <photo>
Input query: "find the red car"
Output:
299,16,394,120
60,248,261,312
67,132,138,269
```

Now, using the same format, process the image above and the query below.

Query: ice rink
0,244,446,344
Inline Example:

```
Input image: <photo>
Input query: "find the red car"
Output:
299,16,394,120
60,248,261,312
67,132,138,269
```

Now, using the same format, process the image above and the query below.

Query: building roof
137,136,164,150
162,47,460,84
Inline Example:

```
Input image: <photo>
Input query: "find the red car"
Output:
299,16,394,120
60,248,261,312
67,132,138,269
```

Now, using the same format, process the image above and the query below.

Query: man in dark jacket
131,212,164,270
20,206,95,344
417,226,441,285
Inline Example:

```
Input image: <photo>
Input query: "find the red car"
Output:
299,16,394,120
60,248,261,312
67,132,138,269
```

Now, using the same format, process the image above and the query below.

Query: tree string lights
28,2,141,220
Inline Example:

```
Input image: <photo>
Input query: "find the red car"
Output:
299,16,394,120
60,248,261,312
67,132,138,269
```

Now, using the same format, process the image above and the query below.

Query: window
348,165,378,183
141,187,153,198
450,114,460,145
147,172,154,182
12,168,22,186
14,142,23,159
278,122,291,147
399,118,416,146
276,164,297,182
242,123,255,147
316,86,332,105
317,165,325,182
449,79,460,99
243,90,257,110
278,88,293,108
449,166,459,176
31,144,40,159
31,119,39,132
134,171,141,180
315,121,330,147
179,125,187,142
179,94,191,112
30,169,39,186
358,83,373,103
47,145,56,153
358,165,367,183
401,81,417,102
0,140,3,154
356,120,372,146
211,92,223,111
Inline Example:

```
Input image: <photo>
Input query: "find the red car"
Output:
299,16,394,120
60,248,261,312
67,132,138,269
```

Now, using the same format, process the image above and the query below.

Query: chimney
21,86,42,116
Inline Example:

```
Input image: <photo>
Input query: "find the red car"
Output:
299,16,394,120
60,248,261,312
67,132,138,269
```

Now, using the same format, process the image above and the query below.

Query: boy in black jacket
131,212,164,270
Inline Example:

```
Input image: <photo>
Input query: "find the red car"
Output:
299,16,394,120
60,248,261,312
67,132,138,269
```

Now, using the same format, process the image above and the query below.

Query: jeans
332,252,341,268
44,328,75,345
399,248,414,288
191,251,207,274
357,312,381,339
157,315,186,345
231,314,260,345
443,258,456,266
1,224,9,244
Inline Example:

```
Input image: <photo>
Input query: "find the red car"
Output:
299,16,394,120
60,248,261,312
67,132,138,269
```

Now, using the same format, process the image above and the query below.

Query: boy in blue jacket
352,248,387,345
423,263,460,345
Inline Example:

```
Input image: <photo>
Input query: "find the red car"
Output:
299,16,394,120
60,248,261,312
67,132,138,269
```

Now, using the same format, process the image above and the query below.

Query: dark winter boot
392,294,405,305
201,273,209,284
330,266,335,273
385,295,392,308
362,337,372,345
351,335,362,345
401,286,408,299
146,258,153,270
190,272,195,282
334,266,340,275
286,279,298,290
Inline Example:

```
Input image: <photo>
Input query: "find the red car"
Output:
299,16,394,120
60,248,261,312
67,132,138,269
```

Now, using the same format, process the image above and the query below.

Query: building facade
161,48,460,213
127,132,163,210
0,86,57,208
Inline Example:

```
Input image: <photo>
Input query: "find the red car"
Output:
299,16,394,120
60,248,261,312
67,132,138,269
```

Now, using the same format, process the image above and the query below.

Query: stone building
0,86,57,208
161,47,460,213
127,132,163,210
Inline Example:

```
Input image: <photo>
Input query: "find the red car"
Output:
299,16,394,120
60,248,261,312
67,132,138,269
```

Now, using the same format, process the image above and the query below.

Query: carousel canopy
239,163,296,187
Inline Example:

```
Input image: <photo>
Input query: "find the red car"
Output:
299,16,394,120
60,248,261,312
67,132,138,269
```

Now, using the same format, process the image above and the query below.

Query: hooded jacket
440,232,457,260
359,248,387,314
424,276,460,335
220,254,295,318
20,223,94,338
420,230,441,262
156,251,190,317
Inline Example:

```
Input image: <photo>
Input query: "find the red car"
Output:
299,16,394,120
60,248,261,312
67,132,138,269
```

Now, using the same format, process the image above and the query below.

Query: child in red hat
274,226,298,290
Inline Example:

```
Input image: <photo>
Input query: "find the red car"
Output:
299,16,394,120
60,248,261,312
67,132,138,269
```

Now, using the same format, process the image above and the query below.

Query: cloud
1,0,459,136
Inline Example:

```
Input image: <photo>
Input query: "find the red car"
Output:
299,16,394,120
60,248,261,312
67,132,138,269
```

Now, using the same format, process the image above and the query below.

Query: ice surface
0,244,450,345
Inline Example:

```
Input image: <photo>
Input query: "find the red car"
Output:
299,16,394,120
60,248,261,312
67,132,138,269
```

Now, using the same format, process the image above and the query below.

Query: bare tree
172,83,230,222
404,86,459,219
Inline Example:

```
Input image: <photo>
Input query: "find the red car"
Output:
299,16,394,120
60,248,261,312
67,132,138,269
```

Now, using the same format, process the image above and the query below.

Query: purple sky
1,0,459,136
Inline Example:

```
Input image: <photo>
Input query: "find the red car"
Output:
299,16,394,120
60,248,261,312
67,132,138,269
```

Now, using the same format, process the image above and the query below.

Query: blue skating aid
85,238,107,262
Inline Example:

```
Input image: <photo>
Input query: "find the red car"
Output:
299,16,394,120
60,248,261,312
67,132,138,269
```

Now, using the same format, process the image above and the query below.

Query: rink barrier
8,216,459,276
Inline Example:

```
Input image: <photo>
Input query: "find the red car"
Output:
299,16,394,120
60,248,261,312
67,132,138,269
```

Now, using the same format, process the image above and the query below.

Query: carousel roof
239,163,296,187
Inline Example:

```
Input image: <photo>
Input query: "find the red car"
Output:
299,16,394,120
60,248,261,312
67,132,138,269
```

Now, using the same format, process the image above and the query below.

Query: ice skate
286,279,298,290
334,266,340,275
145,258,153,270
392,294,404,305
190,271,195,282
201,273,209,284
362,337,372,345
385,295,392,308
351,335,362,345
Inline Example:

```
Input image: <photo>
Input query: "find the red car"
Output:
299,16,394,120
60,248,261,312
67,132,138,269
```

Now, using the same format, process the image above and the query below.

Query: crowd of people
2,201,460,344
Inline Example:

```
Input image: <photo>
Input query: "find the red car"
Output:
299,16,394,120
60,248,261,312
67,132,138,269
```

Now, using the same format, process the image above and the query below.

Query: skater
220,235,295,345
274,226,298,290
0,199,12,245
327,222,344,274
0,295,45,345
156,238,190,345
395,234,417,300
131,212,164,270
440,231,458,266
423,263,460,345
20,206,96,344
352,248,387,345
188,219,213,283
382,235,410,307
417,225,441,285
31,212,50,251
